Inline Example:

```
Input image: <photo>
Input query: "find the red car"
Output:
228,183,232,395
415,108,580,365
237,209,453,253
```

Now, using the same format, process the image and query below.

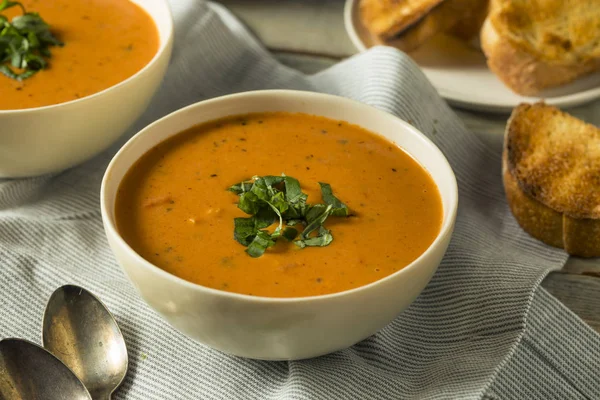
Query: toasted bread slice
359,0,445,40
365,0,489,52
446,0,489,45
503,102,600,257
482,0,600,95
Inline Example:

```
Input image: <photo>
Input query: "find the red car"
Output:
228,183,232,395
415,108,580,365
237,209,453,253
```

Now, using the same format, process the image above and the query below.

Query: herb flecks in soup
115,113,443,298
0,1,64,81
229,175,350,257
0,0,158,110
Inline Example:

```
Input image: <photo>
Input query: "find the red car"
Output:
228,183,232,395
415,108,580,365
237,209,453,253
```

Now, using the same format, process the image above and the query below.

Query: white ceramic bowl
101,90,458,360
0,0,173,178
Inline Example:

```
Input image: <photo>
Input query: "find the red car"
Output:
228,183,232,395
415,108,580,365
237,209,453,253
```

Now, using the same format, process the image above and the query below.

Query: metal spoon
42,285,128,400
0,338,92,400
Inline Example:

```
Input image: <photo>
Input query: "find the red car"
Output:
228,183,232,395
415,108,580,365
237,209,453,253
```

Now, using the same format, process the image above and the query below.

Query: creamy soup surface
115,112,443,297
0,0,158,110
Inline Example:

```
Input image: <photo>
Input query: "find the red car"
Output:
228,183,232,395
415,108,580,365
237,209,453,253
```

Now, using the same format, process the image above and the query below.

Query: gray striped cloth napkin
1,2,599,399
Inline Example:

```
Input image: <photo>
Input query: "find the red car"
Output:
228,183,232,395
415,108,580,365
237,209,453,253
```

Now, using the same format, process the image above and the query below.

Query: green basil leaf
282,227,298,241
238,191,261,215
24,52,45,70
38,45,50,57
246,230,276,258
26,30,38,47
301,204,333,239
282,175,309,219
268,191,289,214
0,1,25,14
13,66,33,79
0,63,18,79
262,175,285,187
248,176,270,201
264,200,283,239
12,14,48,33
233,217,259,246
319,182,349,217
285,219,305,227
228,180,253,195
10,47,22,67
295,226,333,248
0,62,34,80
283,176,305,204
253,207,277,229
233,209,277,246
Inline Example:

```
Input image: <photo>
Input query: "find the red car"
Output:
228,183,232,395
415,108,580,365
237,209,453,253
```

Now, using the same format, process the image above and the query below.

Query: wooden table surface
219,0,600,333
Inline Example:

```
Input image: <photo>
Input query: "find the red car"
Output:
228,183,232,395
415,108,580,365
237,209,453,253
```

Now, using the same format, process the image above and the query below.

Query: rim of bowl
101,89,459,304
0,0,174,115
343,0,368,53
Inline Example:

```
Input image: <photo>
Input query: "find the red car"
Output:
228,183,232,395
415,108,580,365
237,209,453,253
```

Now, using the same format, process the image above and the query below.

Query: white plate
344,0,600,113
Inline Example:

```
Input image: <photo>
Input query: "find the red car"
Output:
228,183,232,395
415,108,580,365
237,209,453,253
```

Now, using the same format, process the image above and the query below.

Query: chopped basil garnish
319,182,350,217
228,175,351,257
0,0,63,81
295,226,333,249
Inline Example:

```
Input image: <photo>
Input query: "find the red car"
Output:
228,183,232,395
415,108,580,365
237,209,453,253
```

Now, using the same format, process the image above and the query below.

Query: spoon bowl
42,285,128,400
0,338,92,400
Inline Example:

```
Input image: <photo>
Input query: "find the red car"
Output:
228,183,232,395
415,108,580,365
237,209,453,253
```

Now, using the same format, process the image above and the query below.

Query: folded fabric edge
484,287,600,399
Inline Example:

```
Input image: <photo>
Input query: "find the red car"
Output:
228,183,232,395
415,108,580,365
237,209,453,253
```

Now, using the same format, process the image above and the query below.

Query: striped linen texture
1,2,599,399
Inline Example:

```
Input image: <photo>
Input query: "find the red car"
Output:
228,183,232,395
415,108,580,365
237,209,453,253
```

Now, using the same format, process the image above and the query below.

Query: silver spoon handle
91,392,111,400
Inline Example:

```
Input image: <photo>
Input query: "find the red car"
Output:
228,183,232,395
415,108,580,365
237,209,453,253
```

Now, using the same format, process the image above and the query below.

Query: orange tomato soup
0,0,158,110
116,113,443,297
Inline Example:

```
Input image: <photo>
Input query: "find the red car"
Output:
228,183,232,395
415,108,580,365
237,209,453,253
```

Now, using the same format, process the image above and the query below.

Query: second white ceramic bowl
0,0,173,178
101,90,458,360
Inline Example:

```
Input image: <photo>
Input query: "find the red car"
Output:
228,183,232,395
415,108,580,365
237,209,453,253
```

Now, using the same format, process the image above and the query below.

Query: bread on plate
359,0,445,40
503,102,600,257
482,0,600,95
385,0,489,51
360,0,489,52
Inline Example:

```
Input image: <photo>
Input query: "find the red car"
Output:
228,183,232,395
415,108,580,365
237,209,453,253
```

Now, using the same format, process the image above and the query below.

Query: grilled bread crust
503,103,600,257
361,0,489,52
482,0,600,95
386,0,488,51
360,0,445,40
